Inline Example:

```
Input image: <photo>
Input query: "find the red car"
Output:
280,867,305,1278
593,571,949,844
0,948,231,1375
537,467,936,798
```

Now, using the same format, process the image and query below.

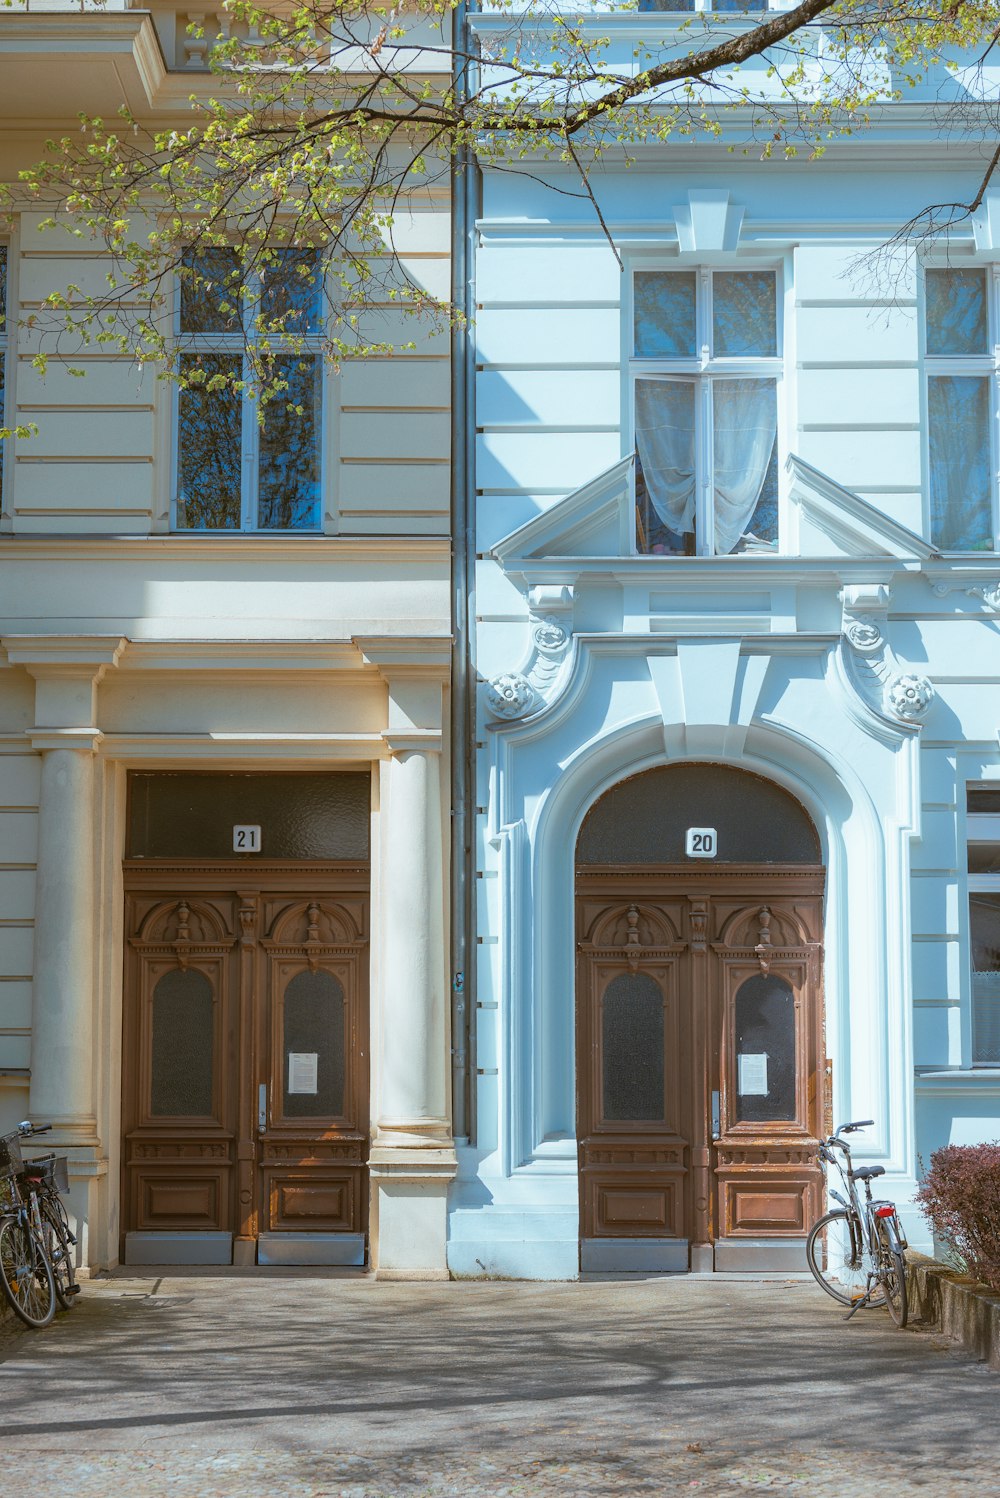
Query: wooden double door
121,864,369,1265
576,867,826,1272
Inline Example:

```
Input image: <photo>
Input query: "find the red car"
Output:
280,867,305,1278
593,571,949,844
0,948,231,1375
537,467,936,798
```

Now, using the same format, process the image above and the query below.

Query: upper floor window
924,267,996,553
967,785,1000,1065
631,267,780,555
638,1,764,9
175,248,324,532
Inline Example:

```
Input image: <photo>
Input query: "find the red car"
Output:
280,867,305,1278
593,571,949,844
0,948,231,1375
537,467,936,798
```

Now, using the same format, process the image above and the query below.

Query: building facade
0,2,457,1275
5,2,1000,1284
451,15,1000,1277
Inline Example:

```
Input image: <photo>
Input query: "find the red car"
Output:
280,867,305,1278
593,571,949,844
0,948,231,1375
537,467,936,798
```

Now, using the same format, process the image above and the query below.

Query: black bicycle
0,1121,79,1327
806,1119,908,1327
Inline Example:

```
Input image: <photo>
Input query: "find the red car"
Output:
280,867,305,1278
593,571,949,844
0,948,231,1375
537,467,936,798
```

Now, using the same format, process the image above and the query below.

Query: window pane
127,771,371,860
971,894,1000,1064
177,353,243,529
637,0,694,10
634,272,696,358
928,375,993,550
282,969,346,1119
601,973,665,1122
713,272,777,357
180,249,241,334
925,269,988,356
713,378,778,553
968,788,1000,814
734,974,796,1123
257,357,322,529
259,249,323,334
151,968,214,1117
635,378,695,554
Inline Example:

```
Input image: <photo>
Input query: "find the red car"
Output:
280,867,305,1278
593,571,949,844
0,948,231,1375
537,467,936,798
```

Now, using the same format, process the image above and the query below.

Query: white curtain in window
634,378,695,535
712,379,777,555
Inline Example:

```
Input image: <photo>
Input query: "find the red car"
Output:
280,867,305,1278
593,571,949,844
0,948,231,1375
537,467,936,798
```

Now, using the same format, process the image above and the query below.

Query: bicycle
806,1118,909,1328
0,1121,78,1327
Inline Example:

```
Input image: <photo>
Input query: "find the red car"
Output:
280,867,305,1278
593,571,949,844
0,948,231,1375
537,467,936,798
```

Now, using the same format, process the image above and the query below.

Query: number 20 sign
685,827,717,859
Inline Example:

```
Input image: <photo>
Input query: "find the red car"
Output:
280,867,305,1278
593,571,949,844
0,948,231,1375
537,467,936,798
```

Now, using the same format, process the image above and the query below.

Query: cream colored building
0,2,456,1275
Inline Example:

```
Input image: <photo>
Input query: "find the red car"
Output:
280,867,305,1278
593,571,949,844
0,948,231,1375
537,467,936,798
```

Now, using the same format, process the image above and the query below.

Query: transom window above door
630,268,781,556
924,267,998,553
175,248,324,533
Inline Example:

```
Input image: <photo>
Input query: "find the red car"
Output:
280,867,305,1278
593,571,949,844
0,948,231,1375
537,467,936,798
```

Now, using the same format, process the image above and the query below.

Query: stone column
29,743,99,1141
2,635,125,1270
378,743,450,1146
369,732,456,1278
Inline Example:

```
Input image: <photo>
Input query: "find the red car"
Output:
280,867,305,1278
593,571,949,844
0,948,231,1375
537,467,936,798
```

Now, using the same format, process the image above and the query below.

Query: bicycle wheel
875,1220,908,1328
0,1215,55,1328
806,1208,885,1307
39,1196,77,1311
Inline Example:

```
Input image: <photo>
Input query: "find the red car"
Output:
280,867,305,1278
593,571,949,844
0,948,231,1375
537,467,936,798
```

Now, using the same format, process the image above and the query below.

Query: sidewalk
0,1272,997,1496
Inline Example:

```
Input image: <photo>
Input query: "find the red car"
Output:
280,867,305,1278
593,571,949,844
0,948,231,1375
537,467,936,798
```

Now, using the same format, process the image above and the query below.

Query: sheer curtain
712,379,777,555
634,378,695,537
928,375,992,551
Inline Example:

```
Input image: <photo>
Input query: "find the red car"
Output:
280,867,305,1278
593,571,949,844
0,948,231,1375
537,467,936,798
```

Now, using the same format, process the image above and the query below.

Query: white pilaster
359,639,456,1279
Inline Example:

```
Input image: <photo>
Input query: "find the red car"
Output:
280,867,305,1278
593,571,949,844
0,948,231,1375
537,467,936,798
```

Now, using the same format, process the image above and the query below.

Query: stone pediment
787,455,939,561
491,456,634,564
491,452,938,566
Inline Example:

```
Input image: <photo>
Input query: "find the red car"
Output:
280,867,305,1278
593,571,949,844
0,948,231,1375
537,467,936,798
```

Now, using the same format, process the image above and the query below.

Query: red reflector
875,1205,895,1218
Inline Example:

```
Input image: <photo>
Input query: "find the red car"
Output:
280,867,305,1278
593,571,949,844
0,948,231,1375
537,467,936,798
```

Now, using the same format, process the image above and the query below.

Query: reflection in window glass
282,968,346,1118
260,249,323,333
177,353,243,529
601,973,665,1121
734,973,796,1123
971,894,1000,1064
713,272,777,357
926,269,988,356
634,272,696,358
258,357,323,529
928,375,992,551
180,249,241,334
151,968,214,1116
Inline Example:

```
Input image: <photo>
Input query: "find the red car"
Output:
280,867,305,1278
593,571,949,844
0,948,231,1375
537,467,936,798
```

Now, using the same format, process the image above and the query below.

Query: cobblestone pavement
0,1273,998,1497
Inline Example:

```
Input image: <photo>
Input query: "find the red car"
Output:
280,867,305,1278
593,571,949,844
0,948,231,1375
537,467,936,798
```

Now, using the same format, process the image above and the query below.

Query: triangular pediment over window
491,452,938,566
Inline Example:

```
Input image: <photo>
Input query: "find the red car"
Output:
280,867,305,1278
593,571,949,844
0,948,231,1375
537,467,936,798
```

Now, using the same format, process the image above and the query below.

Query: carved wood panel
122,864,370,1261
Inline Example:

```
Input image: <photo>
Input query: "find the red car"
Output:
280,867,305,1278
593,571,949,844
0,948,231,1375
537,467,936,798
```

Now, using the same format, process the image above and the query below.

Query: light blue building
449,6,1000,1277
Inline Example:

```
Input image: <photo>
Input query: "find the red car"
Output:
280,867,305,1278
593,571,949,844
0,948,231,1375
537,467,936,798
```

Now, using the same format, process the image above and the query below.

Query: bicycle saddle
852,1165,885,1181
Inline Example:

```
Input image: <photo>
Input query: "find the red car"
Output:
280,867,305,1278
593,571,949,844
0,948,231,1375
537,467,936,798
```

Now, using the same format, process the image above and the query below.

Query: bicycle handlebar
834,1119,873,1139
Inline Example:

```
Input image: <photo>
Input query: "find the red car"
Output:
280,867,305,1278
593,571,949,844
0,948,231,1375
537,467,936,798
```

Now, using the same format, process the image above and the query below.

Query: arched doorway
575,764,826,1272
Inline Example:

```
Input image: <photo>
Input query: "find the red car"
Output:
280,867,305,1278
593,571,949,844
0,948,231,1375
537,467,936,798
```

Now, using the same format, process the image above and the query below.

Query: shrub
916,1144,1000,1293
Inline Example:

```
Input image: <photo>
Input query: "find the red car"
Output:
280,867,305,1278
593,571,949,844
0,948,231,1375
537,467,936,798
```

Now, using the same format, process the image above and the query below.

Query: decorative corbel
839,583,934,730
485,589,575,723
173,900,192,971
930,577,1000,612
623,904,641,974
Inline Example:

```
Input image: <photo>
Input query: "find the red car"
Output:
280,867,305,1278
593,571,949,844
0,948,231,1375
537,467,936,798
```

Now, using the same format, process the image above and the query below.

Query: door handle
711,1090,721,1140
257,1083,267,1132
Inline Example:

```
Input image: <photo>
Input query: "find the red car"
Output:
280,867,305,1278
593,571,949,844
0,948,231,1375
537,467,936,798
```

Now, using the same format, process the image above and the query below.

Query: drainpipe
450,0,475,1146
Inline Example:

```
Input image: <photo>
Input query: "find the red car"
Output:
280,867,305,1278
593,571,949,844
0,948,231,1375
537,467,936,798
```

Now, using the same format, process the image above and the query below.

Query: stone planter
906,1251,1000,1370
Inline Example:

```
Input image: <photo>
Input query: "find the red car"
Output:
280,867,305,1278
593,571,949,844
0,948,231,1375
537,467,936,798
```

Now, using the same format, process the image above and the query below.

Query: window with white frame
924,267,997,553
175,248,324,532
637,1,766,11
967,785,1000,1065
631,267,781,555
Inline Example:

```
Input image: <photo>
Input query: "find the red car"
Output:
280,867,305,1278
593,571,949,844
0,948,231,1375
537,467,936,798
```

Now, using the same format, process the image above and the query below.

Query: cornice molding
0,535,450,563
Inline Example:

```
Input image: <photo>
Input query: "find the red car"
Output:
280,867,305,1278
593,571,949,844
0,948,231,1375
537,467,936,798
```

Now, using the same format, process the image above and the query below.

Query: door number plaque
685,827,717,858
233,824,262,853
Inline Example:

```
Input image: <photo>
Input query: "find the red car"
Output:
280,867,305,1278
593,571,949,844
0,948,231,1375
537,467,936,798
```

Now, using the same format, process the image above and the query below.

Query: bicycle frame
818,1124,908,1317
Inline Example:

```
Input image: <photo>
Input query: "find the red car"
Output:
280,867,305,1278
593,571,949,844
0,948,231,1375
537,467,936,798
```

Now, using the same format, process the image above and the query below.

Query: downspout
450,0,475,1145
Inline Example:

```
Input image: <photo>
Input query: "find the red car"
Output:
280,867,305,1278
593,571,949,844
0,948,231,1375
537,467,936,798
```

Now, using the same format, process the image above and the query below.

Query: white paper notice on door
287,1052,319,1095
738,1052,768,1096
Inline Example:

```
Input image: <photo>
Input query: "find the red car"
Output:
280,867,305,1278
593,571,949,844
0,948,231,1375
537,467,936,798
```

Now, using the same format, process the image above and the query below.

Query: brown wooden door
576,868,824,1272
122,866,369,1265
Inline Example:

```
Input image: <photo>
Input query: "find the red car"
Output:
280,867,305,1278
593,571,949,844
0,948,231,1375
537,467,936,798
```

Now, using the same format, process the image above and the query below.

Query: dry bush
916,1144,1000,1293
